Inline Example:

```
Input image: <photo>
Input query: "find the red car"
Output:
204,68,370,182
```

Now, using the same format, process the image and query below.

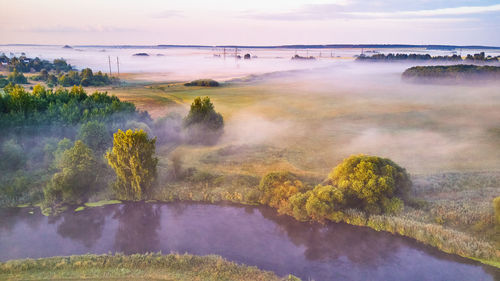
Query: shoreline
10,199,500,270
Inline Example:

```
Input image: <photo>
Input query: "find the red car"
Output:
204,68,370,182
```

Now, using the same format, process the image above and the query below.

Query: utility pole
116,57,120,77
108,56,112,76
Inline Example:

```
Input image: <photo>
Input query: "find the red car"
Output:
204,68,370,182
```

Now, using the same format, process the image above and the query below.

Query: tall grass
0,253,298,281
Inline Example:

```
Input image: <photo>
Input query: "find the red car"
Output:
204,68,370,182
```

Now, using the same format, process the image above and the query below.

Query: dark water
0,203,498,281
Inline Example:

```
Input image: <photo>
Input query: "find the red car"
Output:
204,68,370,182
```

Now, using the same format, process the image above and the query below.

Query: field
102,66,499,265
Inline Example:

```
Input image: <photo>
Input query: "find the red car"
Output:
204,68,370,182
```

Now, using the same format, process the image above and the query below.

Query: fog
192,57,500,175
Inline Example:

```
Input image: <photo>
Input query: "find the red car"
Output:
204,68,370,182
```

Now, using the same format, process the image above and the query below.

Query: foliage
183,96,224,144
0,55,73,73
184,79,220,87
43,141,97,207
327,154,411,213
0,139,26,171
7,69,28,84
258,171,305,208
305,184,345,222
357,52,499,62
77,121,110,153
32,68,116,87
402,64,500,83
0,85,148,129
106,129,158,200
0,253,292,281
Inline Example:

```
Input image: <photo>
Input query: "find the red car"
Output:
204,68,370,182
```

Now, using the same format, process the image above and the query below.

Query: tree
106,129,158,200
258,171,304,208
0,139,26,171
183,96,224,144
7,69,28,84
305,184,345,222
327,154,411,214
44,140,97,206
78,121,110,153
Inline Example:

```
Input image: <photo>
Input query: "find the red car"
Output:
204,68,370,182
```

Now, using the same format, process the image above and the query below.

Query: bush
327,154,411,213
305,184,345,222
184,79,220,87
106,129,158,200
258,171,298,204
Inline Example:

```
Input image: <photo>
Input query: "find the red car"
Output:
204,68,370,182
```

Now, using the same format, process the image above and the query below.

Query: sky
1,0,500,46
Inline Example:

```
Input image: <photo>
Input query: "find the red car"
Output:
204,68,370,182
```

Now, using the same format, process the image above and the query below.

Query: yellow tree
106,129,158,200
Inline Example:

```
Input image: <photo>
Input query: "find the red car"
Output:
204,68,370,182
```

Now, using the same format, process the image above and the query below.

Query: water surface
0,203,498,281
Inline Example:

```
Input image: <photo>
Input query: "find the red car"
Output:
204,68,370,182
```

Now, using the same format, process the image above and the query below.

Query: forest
357,52,500,62
402,64,500,83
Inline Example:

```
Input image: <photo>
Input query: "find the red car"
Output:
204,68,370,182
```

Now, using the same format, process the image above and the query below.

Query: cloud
241,3,500,21
345,4,500,18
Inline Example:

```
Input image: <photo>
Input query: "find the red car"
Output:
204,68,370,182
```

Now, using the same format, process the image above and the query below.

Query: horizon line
1,43,500,50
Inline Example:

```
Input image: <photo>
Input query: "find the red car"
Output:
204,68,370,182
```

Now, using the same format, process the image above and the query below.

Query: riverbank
0,253,298,281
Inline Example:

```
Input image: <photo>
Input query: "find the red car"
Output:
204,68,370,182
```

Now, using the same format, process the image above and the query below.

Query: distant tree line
32,68,117,87
402,64,500,83
0,55,117,88
0,55,73,73
357,52,499,63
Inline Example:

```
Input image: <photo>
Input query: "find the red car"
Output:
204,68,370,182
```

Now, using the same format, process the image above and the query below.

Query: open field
101,66,500,266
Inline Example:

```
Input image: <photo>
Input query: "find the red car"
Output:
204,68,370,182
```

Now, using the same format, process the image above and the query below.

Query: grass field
0,253,297,281
103,67,499,266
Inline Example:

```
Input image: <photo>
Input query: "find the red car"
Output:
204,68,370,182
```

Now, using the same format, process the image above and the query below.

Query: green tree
106,129,158,200
7,69,28,84
327,154,411,213
183,96,224,144
78,121,110,153
44,140,97,206
0,139,26,171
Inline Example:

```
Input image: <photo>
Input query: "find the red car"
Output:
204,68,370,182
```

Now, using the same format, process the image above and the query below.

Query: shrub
184,79,220,87
305,184,345,222
327,154,411,213
258,171,298,204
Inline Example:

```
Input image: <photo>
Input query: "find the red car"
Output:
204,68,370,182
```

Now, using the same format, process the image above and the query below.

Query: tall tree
106,129,158,200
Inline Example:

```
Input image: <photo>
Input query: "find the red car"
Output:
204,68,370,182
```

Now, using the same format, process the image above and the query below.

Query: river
0,202,498,281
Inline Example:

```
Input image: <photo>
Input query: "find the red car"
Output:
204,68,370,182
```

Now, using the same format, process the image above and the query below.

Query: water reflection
113,203,161,253
54,207,105,248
